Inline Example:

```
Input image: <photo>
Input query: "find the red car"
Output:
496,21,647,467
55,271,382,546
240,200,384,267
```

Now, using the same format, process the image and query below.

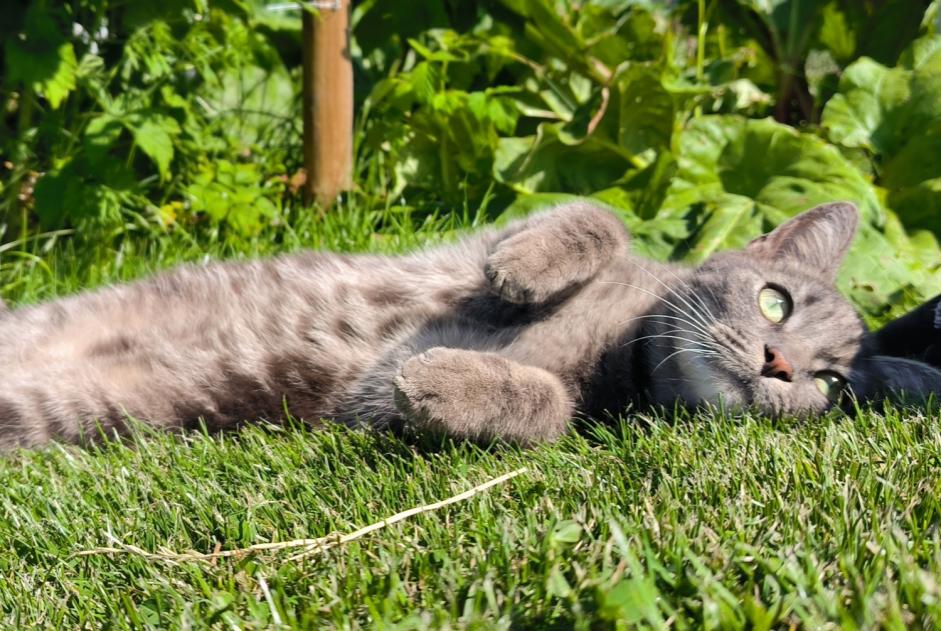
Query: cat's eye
758,286,792,323
814,371,846,402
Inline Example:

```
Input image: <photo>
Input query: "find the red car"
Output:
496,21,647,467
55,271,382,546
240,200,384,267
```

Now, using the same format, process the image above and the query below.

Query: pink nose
762,345,793,382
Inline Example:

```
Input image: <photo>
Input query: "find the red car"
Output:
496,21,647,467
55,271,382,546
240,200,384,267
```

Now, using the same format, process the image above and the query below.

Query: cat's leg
873,294,941,368
485,202,629,304
393,347,572,444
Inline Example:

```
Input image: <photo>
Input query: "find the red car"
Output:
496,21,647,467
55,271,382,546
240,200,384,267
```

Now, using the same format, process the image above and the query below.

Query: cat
0,200,939,450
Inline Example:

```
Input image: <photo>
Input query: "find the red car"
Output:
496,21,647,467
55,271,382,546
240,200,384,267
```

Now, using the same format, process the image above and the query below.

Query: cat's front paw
484,249,553,304
484,205,629,304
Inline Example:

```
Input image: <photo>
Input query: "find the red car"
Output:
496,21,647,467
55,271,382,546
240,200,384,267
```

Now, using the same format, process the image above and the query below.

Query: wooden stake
302,1,353,208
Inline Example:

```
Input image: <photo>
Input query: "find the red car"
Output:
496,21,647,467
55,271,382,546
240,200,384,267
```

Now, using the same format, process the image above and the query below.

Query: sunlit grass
1,209,940,628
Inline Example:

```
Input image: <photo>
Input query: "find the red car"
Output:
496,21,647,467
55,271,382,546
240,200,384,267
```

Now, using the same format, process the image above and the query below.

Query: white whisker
619,260,716,332
600,281,714,340
620,331,722,354
651,346,712,375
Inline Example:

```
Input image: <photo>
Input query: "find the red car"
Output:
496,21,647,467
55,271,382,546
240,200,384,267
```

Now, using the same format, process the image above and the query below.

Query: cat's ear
858,355,941,403
746,202,858,281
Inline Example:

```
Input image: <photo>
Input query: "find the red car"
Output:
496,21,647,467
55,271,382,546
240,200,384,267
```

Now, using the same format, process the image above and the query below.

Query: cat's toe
484,260,533,304
392,348,453,421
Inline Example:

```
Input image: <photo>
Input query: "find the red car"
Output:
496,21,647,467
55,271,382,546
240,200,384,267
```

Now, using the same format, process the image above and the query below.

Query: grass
2,207,941,628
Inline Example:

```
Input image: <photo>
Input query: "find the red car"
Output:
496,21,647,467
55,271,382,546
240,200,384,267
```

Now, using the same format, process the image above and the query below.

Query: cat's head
650,202,941,416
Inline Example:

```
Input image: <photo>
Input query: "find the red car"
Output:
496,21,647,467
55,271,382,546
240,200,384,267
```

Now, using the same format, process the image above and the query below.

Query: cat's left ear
858,355,941,403
747,202,858,281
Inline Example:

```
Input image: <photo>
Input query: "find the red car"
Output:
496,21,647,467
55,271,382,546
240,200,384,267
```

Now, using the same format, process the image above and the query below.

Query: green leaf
683,195,756,263
821,58,917,155
613,64,679,166
597,550,668,629
84,115,124,154
546,565,573,598
4,5,77,109
410,62,441,105
549,520,583,546
128,116,181,181
822,36,941,237
494,124,631,195
185,161,279,236
817,3,856,63
40,42,77,109
669,115,882,223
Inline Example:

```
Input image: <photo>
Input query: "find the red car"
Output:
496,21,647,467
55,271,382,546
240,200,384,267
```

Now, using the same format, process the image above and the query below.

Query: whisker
600,281,714,340
650,262,719,323
619,321,718,348
618,313,715,341
619,261,716,332
620,331,723,354
651,346,714,375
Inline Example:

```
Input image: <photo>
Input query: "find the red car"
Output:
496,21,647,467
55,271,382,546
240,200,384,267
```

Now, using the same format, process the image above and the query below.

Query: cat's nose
761,345,793,382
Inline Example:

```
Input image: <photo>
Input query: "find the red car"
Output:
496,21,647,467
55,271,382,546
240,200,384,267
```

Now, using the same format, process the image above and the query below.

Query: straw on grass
75,466,529,564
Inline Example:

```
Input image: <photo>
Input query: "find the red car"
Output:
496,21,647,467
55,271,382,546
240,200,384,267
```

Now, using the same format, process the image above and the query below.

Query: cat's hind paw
393,347,572,444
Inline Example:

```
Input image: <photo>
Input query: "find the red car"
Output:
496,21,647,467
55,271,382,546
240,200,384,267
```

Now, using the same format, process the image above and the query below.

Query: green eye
758,286,792,323
814,372,846,402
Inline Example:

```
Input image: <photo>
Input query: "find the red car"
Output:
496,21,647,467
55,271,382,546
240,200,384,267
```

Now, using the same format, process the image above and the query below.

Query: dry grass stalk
75,467,529,564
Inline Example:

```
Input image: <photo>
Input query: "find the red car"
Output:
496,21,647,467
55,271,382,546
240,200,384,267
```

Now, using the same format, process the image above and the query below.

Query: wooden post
302,1,353,207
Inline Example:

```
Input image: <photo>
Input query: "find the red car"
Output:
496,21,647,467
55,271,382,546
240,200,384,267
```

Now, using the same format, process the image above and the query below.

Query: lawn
2,210,941,629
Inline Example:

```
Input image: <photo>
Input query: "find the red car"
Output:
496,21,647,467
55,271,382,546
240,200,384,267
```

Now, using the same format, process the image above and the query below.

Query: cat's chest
501,270,662,389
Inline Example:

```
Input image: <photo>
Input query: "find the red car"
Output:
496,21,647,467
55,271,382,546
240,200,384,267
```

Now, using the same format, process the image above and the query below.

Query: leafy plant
2,0,940,319
1,0,301,238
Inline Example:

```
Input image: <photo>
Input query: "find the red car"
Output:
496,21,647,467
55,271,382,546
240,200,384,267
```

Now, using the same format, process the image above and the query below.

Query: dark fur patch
267,353,337,419
88,335,135,357
364,286,410,307
0,397,22,430
378,313,409,338
211,362,278,427
434,287,461,305
333,318,361,341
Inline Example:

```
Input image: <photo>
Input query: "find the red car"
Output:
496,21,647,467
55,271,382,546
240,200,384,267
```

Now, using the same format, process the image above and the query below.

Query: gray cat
0,201,938,449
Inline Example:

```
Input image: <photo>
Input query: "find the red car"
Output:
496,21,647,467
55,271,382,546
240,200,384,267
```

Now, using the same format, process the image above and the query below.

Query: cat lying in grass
0,201,938,449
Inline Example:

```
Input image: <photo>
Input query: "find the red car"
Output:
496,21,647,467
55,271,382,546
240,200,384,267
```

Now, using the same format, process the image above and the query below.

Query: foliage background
2,0,941,321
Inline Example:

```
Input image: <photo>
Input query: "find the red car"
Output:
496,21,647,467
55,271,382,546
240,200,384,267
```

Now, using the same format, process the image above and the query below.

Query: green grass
2,209,941,628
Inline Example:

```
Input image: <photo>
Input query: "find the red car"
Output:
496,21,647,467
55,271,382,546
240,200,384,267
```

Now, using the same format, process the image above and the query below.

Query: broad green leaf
546,566,573,598
33,156,136,228
185,161,279,236
817,2,856,62
614,64,679,166
410,62,440,105
822,36,941,237
821,58,917,155
207,64,295,149
668,116,882,223
84,115,124,153
549,520,583,547
683,194,756,263
128,116,181,181
494,123,630,195
899,34,941,71
838,211,941,322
